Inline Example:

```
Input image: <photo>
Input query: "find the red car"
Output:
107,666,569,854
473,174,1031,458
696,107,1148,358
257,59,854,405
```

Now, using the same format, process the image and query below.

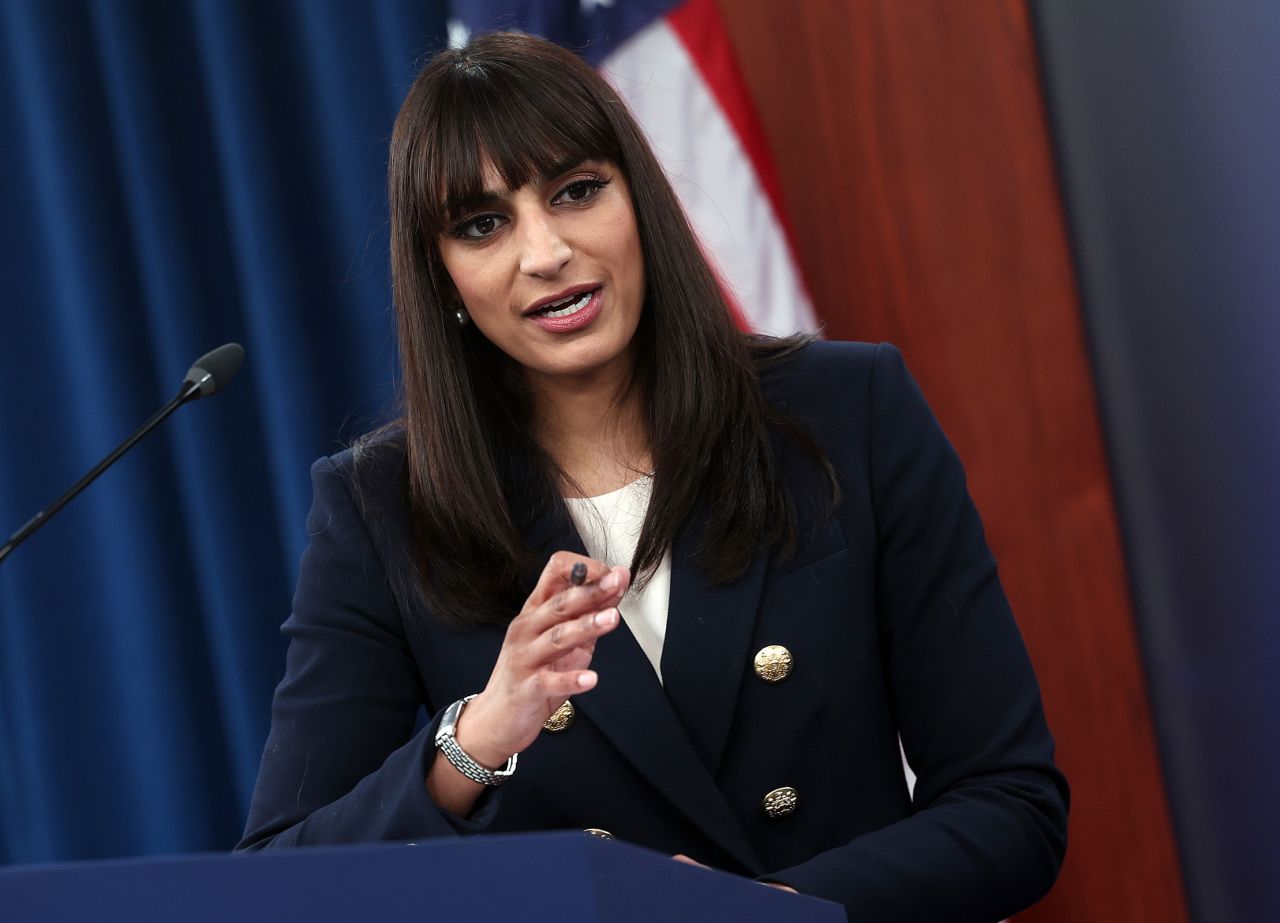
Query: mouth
525,285,601,318
525,286,604,333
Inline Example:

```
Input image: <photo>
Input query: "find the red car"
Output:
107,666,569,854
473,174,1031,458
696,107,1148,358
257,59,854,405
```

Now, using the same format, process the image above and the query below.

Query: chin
531,340,631,381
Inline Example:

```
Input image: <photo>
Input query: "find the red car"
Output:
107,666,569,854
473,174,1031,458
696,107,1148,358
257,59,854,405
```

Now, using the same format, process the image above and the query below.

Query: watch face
437,699,463,738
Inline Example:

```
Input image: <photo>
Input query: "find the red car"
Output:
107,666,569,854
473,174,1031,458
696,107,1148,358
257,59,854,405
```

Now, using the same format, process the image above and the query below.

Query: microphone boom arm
0,351,235,565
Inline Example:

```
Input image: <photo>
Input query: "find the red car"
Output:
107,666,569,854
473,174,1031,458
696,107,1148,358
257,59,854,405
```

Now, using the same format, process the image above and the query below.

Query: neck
527,354,650,497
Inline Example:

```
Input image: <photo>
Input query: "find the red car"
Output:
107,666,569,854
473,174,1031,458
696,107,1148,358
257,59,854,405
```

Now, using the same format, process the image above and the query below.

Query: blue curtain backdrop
1031,1,1280,920
0,0,449,861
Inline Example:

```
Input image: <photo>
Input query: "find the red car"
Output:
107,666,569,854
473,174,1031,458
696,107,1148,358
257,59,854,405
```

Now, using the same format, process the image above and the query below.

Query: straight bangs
416,50,624,237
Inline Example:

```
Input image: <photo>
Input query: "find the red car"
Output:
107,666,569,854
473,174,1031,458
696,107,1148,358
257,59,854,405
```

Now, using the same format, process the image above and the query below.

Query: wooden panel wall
714,2,1188,919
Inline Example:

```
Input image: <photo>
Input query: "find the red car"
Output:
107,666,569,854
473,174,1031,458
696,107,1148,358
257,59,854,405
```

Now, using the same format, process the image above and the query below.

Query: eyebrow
447,155,595,218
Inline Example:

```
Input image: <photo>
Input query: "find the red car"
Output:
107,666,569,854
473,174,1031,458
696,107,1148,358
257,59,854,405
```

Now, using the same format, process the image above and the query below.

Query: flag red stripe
665,0,808,281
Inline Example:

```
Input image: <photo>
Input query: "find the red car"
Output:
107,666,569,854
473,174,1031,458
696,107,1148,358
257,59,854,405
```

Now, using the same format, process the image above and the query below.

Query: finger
526,607,619,669
551,643,595,675
524,552,613,610
671,854,709,869
527,667,598,701
522,566,631,638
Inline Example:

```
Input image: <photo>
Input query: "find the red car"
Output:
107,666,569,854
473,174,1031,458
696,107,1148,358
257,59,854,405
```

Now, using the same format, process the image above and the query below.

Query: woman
239,31,1068,922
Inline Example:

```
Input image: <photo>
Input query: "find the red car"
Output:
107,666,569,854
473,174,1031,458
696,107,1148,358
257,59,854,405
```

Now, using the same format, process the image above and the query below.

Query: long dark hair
379,31,835,629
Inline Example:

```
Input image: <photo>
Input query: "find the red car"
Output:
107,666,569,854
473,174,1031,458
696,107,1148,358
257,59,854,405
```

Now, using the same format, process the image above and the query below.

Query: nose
517,215,572,278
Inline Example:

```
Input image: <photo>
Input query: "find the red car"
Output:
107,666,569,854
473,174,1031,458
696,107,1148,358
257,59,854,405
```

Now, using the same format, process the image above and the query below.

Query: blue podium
0,832,845,922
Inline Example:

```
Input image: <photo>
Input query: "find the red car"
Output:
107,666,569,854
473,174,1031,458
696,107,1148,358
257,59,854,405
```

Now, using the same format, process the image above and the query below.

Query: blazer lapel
522,501,763,875
659,505,770,778
575,619,764,874
655,418,817,781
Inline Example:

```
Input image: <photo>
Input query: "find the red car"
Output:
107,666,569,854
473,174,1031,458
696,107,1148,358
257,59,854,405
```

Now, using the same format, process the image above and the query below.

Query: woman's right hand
445,552,630,771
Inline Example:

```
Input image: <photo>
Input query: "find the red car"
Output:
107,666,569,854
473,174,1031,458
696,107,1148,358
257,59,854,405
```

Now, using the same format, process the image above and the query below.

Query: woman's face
438,158,646,391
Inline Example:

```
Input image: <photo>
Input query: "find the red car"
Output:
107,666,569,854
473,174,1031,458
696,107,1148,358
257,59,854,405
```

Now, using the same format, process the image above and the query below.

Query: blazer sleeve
764,343,1069,921
237,455,499,849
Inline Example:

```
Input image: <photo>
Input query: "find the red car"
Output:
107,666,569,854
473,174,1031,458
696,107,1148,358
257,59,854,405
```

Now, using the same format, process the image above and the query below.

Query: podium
0,832,845,922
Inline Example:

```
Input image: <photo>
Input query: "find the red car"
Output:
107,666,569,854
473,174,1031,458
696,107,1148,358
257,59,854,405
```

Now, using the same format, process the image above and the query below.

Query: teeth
538,290,593,318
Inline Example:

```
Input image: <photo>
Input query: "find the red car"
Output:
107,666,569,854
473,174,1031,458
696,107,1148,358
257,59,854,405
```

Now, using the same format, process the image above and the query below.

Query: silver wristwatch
434,694,518,786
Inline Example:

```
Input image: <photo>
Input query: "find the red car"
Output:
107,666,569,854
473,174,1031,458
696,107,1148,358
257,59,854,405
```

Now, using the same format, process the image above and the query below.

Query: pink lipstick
526,287,602,333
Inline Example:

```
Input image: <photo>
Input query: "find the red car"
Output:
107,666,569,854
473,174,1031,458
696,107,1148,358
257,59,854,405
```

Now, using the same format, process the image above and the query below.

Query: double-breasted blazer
239,341,1068,922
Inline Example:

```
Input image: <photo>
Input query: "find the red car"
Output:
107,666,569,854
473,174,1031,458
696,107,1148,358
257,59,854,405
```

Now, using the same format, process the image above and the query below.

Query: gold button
753,645,793,683
762,786,798,819
543,699,575,733
583,828,614,839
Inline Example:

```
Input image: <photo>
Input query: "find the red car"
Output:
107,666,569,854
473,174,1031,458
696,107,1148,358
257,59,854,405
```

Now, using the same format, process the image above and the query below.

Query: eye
553,177,609,205
453,213,506,241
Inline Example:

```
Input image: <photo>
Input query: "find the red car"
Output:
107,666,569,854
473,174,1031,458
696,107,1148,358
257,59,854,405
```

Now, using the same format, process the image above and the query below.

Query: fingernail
570,562,588,586
595,609,617,628
578,671,597,689
600,570,620,592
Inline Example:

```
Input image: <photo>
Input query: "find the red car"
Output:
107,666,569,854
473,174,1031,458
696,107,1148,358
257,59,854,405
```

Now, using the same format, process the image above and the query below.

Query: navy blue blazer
239,341,1068,922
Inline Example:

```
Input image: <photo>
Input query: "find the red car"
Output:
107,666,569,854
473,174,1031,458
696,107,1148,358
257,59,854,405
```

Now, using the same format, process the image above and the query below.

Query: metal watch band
434,694,517,787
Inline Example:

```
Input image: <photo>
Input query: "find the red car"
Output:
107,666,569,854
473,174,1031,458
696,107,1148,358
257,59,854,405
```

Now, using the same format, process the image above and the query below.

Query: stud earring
452,304,470,328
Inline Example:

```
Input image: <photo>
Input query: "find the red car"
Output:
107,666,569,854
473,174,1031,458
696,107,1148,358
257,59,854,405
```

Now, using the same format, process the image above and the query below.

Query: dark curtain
0,0,447,862
1031,1,1280,920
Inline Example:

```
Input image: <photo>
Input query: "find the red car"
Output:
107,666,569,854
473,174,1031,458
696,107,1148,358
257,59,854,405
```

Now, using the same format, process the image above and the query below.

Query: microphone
181,342,245,400
0,343,245,564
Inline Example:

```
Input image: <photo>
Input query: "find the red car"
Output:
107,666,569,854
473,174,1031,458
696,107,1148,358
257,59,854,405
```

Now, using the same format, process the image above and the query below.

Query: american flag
445,0,817,336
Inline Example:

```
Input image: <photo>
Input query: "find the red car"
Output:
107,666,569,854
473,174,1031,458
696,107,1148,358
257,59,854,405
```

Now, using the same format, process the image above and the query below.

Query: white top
564,476,671,682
